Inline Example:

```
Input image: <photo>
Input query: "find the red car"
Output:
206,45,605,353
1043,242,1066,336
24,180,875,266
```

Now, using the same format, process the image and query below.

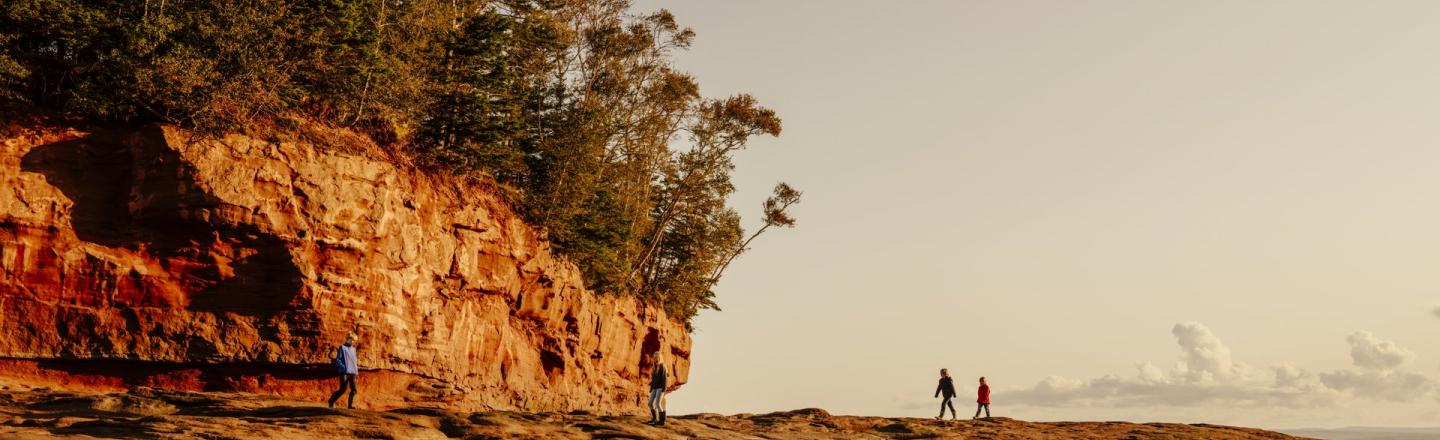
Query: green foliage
415,11,527,178
0,0,438,132
0,0,801,324
0,34,26,104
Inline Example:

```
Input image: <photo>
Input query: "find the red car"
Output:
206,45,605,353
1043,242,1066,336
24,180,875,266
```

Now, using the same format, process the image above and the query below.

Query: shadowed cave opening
638,328,661,373
17,129,304,317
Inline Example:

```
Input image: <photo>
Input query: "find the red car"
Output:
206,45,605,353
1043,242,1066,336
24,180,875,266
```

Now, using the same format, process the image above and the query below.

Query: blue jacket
334,343,358,375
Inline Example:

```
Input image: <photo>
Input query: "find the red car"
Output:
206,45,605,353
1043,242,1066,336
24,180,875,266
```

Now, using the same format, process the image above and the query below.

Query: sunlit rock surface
0,123,689,413
0,387,1309,439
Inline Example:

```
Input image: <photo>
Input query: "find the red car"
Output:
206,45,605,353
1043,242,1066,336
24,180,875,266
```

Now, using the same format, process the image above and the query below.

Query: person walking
974,376,991,419
328,333,359,409
647,351,667,425
934,368,958,420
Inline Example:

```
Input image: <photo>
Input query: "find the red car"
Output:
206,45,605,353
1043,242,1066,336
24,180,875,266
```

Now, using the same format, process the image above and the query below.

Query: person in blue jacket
328,333,359,409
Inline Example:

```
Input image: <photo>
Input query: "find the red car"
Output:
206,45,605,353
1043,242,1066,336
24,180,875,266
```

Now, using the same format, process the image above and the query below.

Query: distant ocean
1279,427,1440,440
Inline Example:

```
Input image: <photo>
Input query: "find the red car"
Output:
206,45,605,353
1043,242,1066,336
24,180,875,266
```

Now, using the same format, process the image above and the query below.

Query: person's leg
327,374,348,407
346,374,357,408
938,397,947,419
974,403,983,419
983,403,990,418
647,388,662,422
947,399,957,419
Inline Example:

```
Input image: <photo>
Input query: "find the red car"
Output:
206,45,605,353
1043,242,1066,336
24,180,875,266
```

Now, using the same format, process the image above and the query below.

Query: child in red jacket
974,376,991,419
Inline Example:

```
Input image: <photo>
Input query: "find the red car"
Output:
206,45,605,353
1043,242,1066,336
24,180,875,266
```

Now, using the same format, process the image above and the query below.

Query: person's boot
647,409,657,425
658,411,666,426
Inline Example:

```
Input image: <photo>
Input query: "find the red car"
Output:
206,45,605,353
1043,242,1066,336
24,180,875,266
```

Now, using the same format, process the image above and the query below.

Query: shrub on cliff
0,0,798,324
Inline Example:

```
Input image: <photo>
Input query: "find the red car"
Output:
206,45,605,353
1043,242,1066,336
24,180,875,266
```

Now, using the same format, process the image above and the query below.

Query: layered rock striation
0,123,689,412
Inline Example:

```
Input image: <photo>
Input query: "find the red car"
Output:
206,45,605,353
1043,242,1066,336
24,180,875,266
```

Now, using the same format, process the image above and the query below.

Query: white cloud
1272,364,1320,390
1008,324,1437,410
1309,332,1433,402
1036,375,1086,392
1137,362,1167,384
1006,373,1338,408
1172,322,1244,383
1319,370,1434,402
1347,331,1415,371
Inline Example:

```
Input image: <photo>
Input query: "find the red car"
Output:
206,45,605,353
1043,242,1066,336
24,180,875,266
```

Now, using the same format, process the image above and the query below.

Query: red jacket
978,384,990,404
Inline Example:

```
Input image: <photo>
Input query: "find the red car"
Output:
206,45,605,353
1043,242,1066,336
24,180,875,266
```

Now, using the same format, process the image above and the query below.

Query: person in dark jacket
327,334,359,409
647,351,667,425
934,368,957,420
974,376,991,419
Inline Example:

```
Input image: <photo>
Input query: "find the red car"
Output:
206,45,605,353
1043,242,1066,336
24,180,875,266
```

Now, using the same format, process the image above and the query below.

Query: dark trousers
974,403,990,418
938,396,956,418
328,373,357,408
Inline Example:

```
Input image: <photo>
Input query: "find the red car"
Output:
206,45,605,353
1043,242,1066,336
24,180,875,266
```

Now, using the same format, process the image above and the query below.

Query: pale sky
632,0,1440,429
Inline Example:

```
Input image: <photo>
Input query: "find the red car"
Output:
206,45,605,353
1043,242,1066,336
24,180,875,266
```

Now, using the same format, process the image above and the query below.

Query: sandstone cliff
0,123,690,413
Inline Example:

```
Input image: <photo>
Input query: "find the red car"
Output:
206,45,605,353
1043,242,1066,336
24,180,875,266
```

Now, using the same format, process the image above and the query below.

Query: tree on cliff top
0,0,799,324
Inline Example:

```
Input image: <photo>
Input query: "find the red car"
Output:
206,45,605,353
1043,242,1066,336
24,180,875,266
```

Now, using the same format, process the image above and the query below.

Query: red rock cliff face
0,124,690,412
